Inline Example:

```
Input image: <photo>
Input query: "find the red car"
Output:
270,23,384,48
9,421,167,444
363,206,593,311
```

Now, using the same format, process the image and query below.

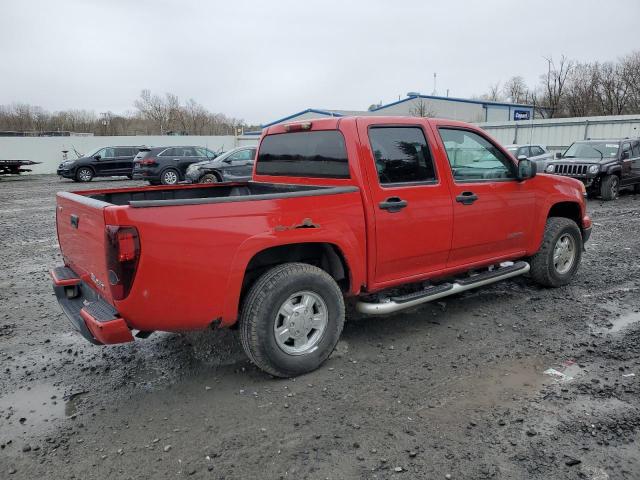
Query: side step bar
356,261,530,315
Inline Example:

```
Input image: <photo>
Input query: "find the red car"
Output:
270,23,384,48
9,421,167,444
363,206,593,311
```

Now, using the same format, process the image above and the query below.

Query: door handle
455,191,478,205
379,197,408,212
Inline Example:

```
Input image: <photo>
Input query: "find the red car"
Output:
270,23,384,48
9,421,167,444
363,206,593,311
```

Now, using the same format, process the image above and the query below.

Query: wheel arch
222,240,358,327
547,201,582,226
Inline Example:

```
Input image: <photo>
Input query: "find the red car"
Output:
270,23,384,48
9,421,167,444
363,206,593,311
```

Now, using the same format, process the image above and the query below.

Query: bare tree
502,76,528,104
409,99,436,117
540,55,573,117
134,89,171,134
595,61,630,115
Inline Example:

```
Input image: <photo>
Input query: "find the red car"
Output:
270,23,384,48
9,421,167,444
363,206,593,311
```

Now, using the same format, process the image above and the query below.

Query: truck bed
85,182,358,208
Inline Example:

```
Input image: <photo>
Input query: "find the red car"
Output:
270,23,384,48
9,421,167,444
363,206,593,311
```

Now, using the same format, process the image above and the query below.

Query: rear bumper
51,266,134,345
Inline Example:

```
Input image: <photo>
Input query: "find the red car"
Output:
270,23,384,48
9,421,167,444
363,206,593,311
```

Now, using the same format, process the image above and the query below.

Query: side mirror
517,158,536,181
554,152,562,159
94,155,101,160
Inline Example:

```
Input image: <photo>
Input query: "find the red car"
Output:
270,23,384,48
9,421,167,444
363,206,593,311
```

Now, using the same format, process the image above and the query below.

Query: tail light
136,157,157,166
105,226,140,300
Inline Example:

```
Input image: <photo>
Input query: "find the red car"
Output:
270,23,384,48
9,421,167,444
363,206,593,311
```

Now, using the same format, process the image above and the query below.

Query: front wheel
75,167,94,182
160,169,179,185
529,217,582,287
239,263,345,377
600,174,619,200
200,173,220,184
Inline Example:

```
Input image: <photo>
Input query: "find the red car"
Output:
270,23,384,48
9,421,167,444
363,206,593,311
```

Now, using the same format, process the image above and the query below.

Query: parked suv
132,146,219,185
57,146,143,182
545,139,640,200
505,144,553,171
185,146,257,183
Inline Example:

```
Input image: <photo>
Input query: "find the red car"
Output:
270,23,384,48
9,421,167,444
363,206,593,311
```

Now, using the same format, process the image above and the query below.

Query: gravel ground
1,174,640,480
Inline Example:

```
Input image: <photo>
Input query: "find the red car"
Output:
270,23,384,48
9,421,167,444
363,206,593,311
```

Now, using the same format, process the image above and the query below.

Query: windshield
82,147,102,158
564,142,619,159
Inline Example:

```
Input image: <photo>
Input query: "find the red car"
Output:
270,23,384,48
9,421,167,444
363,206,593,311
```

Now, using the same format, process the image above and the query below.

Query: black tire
600,174,619,201
529,217,582,288
200,173,220,184
633,183,640,194
160,168,180,185
126,174,133,180
239,263,345,377
75,167,94,182
148,180,161,186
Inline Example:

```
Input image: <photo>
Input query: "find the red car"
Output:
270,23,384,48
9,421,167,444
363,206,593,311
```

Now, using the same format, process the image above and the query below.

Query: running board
356,261,530,315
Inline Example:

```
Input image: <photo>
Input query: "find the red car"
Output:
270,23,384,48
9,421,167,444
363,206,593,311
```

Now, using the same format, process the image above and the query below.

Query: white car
505,144,554,171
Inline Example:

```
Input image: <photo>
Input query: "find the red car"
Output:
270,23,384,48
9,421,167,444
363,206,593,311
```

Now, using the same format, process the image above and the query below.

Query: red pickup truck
51,117,592,377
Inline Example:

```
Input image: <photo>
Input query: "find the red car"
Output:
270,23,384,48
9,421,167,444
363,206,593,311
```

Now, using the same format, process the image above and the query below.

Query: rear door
434,127,536,268
356,118,453,286
114,147,135,175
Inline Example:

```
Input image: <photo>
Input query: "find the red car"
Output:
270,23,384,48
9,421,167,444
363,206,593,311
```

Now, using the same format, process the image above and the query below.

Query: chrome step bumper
356,261,530,315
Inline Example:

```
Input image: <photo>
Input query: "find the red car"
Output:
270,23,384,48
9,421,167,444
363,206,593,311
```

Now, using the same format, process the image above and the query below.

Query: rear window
256,131,350,178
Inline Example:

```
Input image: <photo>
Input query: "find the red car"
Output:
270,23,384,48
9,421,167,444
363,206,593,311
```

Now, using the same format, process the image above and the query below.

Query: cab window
228,149,255,162
368,126,437,185
438,128,515,182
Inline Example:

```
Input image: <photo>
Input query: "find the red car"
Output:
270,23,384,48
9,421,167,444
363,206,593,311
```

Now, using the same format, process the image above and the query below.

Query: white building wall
479,114,640,151
371,97,486,122
0,135,239,174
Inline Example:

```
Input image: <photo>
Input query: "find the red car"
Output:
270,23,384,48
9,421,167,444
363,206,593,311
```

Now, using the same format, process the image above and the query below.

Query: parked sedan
185,146,257,183
57,146,143,182
505,144,553,171
132,146,219,185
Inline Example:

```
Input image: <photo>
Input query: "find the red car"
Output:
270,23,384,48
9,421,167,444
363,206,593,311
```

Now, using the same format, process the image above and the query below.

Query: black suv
57,146,143,182
132,146,219,185
545,138,640,200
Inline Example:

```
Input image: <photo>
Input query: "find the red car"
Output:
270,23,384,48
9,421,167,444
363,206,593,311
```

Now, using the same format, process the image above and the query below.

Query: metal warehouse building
258,93,535,130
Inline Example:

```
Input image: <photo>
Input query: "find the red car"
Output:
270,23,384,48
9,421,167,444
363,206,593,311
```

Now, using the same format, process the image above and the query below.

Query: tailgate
56,192,113,303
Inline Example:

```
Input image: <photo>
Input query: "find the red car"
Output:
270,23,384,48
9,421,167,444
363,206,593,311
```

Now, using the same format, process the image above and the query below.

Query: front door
356,119,453,287
226,148,257,181
631,141,640,182
620,141,634,185
435,127,536,268
94,147,117,175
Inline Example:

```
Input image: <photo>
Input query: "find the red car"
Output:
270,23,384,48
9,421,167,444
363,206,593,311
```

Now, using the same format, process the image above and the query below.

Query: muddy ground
1,174,640,479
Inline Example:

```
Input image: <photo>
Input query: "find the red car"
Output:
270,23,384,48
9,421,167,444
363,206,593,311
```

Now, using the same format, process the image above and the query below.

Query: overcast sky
1,0,639,125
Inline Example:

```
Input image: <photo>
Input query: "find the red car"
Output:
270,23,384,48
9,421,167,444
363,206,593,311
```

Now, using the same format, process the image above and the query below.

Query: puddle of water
606,311,640,333
0,383,81,442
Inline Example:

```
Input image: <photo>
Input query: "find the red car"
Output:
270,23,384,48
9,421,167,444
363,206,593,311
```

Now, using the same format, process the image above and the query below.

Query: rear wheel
200,173,220,184
160,169,179,185
600,174,619,200
239,263,345,377
75,167,94,182
529,217,582,287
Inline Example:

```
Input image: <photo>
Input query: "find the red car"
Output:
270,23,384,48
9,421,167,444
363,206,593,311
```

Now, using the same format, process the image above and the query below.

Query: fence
479,114,640,152
0,135,259,174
